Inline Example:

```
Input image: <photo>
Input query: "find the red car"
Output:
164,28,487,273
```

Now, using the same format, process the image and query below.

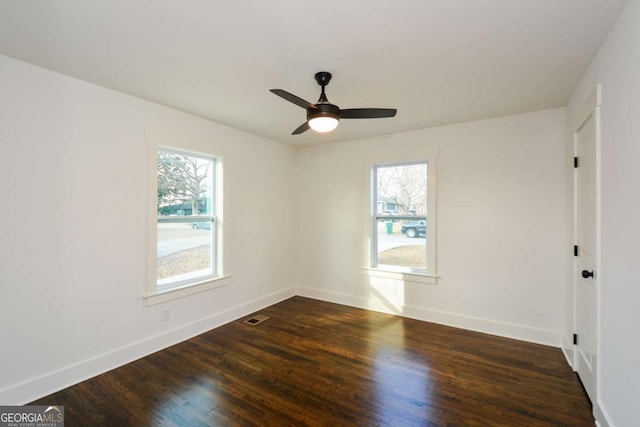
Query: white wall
565,1,640,425
0,54,296,404
295,108,567,346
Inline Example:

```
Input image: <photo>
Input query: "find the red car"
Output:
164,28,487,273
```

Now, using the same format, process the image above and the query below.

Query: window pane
157,220,213,284
375,220,426,268
157,150,216,288
375,163,427,270
157,151,214,216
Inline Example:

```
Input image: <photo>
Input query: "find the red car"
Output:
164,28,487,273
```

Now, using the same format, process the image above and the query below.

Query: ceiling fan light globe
309,116,339,133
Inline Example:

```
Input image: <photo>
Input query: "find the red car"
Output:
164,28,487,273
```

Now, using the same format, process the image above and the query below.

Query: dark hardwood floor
31,296,593,426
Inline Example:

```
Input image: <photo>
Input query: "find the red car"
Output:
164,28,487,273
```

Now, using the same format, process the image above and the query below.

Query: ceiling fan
270,72,397,135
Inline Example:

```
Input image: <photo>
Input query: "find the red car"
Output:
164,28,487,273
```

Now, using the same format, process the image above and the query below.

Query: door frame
572,84,601,413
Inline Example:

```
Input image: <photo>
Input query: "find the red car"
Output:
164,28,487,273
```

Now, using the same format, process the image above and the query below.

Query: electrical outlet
161,309,170,323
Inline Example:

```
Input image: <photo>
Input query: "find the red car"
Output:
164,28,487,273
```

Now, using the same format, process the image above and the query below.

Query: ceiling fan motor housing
308,103,340,121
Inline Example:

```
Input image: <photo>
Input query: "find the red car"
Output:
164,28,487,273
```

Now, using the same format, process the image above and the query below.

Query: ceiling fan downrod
315,71,332,103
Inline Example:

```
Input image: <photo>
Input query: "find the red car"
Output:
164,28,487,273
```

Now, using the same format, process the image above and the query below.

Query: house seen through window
373,162,428,272
156,149,217,291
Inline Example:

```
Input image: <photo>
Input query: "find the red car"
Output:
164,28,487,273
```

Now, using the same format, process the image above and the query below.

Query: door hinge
574,157,579,168
573,333,578,345
574,245,579,256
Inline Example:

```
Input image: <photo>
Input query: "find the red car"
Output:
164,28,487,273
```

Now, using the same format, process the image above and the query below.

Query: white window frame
145,138,229,306
363,148,438,285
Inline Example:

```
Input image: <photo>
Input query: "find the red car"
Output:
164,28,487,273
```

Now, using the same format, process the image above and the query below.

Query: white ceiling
0,0,628,146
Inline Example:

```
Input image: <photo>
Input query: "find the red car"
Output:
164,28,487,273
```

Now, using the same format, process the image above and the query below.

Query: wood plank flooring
31,296,593,426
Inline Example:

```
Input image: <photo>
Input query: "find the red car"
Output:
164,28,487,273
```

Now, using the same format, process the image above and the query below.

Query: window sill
362,267,438,285
145,275,231,306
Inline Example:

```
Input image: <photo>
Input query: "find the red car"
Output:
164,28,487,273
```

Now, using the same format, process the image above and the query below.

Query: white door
574,93,599,403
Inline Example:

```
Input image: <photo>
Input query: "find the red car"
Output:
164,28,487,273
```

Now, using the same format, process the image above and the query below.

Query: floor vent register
244,314,269,325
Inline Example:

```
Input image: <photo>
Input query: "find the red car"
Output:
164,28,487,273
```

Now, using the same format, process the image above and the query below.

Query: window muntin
156,149,217,291
372,162,428,273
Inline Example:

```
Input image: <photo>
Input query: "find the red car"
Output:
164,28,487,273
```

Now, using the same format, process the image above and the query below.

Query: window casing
146,144,227,305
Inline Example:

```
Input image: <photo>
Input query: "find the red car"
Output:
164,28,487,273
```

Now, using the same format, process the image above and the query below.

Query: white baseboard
296,286,562,347
595,398,613,427
561,333,575,368
0,287,296,405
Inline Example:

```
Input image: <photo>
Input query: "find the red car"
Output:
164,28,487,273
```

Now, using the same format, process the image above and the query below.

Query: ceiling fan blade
340,108,397,119
292,121,310,135
270,89,316,110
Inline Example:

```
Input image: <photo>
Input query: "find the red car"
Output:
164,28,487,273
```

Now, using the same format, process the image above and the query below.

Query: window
146,146,226,305
373,162,428,271
365,151,437,283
